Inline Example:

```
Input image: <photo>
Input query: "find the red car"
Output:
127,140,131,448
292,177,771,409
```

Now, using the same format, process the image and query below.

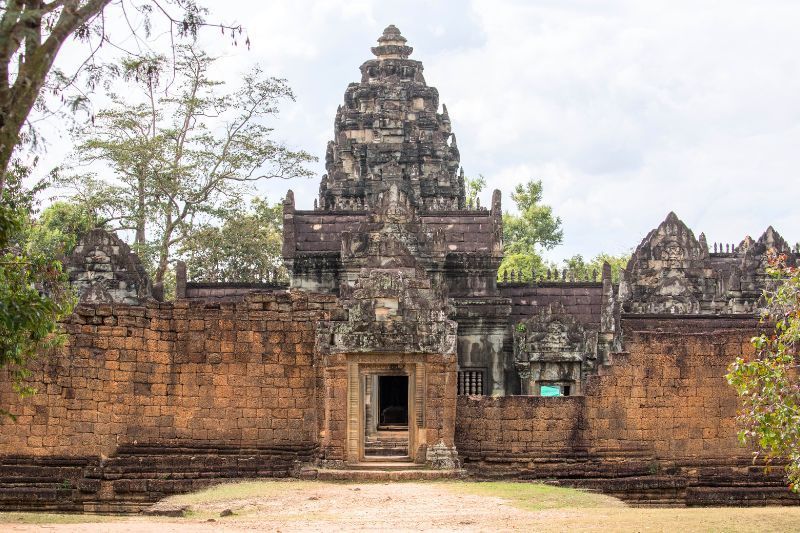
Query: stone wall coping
186,282,290,290
498,282,604,289
621,313,758,321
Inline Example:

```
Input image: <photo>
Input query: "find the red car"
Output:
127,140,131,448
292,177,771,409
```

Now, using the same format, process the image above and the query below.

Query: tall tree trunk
135,176,146,246
0,114,16,195
155,241,169,284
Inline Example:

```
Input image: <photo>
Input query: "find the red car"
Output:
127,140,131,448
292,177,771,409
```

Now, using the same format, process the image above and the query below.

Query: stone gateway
1,26,798,511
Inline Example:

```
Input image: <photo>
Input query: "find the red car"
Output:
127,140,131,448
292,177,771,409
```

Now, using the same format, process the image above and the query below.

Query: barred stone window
458,369,485,396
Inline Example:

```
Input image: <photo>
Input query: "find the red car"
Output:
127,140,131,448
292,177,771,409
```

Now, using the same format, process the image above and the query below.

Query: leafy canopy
61,46,315,285
499,179,563,281
465,174,486,208
179,197,285,283
727,253,800,492
0,0,246,189
562,253,631,283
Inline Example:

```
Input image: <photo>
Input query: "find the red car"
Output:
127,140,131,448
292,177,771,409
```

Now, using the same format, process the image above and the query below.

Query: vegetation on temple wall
179,197,285,283
60,46,315,286
27,201,99,259
0,163,74,417
464,174,485,208
469,177,628,282
727,253,800,492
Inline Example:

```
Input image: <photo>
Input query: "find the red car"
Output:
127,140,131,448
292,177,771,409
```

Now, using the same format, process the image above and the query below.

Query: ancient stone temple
1,26,799,511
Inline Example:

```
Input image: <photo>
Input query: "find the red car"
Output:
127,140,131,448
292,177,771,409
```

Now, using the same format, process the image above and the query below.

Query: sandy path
2,482,540,532
4,481,799,532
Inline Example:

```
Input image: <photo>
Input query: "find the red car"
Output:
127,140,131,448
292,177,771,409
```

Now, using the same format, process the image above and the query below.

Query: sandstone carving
66,228,154,304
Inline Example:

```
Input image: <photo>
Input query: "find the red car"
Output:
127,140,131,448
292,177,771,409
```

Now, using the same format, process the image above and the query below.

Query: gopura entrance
282,27,475,469
346,359,426,463
333,354,458,467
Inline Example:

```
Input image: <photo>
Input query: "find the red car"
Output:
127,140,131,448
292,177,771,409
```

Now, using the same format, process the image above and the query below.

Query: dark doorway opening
378,375,408,428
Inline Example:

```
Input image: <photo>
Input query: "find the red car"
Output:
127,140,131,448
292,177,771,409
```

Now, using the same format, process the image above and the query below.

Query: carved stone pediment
647,272,699,314
318,184,456,356
621,212,713,314
754,226,791,255
512,304,598,394
631,211,708,268
66,228,152,305
513,305,595,364
621,213,800,315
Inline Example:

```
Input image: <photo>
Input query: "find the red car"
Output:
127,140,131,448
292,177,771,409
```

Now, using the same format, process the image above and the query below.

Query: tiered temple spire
317,25,465,212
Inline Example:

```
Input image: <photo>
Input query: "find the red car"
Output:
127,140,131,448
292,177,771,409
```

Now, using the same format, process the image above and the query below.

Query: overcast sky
42,0,800,262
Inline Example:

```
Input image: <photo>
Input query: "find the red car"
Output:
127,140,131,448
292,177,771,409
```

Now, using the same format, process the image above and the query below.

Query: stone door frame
345,356,426,464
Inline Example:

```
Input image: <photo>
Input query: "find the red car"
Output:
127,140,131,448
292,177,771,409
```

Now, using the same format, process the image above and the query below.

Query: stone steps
315,467,464,481
364,437,409,457
364,449,408,457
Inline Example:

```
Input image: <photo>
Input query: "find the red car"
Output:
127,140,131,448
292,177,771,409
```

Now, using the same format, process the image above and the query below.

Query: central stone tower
283,26,507,468
318,25,465,212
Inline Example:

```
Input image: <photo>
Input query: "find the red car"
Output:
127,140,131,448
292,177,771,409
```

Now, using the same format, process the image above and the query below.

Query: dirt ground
2,480,800,532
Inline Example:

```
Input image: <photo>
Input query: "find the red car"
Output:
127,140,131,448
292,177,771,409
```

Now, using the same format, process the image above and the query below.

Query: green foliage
498,252,550,282
0,171,74,417
727,253,800,492
562,253,631,283
179,198,285,283
0,1,247,185
61,46,315,287
26,201,99,260
498,179,562,281
465,174,486,208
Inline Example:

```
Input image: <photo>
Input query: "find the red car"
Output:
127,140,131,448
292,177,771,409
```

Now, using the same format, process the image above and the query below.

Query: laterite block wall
456,317,799,505
0,290,336,456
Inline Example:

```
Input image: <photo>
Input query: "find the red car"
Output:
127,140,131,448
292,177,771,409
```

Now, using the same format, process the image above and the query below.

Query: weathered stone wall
456,396,584,454
583,317,747,457
0,290,336,457
499,282,604,326
456,316,800,505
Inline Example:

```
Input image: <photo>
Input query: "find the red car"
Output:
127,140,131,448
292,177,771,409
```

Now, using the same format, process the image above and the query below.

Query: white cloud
427,0,800,261
32,0,800,262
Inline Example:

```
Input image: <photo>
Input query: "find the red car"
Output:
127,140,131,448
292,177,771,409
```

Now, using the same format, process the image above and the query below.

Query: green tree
0,164,74,416
26,200,99,259
0,1,243,410
499,179,562,281
179,197,284,283
562,252,631,283
0,1,244,189
62,46,315,285
727,252,800,492
465,174,486,208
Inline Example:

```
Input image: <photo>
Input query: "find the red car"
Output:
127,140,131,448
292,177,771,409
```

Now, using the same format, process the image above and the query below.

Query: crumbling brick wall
0,290,338,457
454,317,798,504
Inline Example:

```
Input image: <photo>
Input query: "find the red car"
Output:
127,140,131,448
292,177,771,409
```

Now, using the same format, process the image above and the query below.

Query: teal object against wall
540,385,561,397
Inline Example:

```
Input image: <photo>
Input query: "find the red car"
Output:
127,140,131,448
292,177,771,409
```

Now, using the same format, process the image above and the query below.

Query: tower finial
372,24,413,59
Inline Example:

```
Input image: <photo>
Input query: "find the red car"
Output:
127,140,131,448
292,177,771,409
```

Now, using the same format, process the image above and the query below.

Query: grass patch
0,512,121,525
166,479,316,506
443,480,624,511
